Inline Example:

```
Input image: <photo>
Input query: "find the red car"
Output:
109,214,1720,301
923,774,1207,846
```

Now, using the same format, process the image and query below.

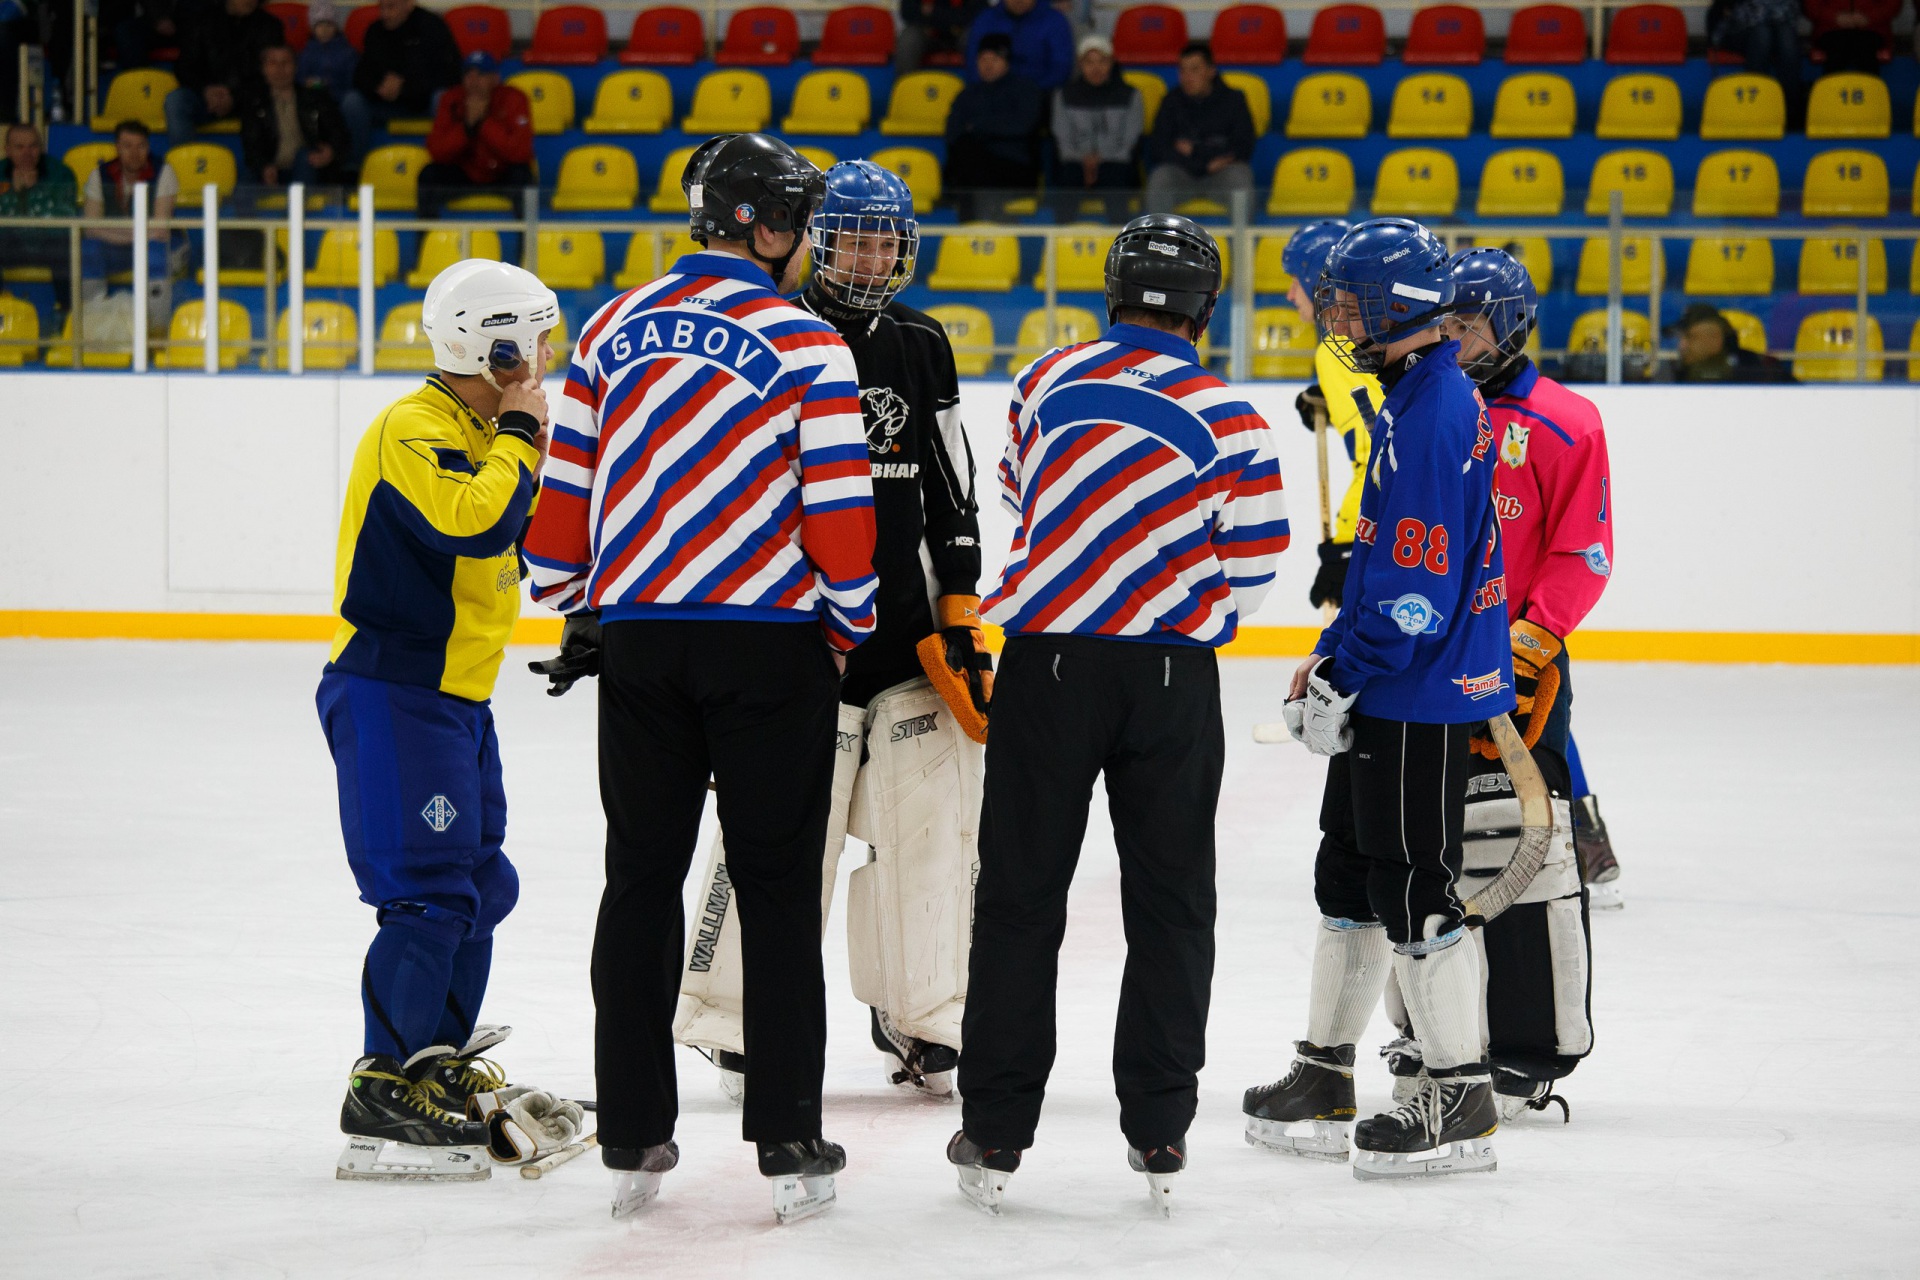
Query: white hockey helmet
421,259,561,381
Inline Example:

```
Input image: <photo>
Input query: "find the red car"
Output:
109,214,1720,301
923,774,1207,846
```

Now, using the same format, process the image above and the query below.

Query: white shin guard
1393,931,1486,1072
1305,918,1391,1049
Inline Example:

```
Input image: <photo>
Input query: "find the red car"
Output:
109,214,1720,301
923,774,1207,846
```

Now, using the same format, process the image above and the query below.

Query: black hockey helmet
681,132,738,245
691,132,826,249
1103,214,1223,338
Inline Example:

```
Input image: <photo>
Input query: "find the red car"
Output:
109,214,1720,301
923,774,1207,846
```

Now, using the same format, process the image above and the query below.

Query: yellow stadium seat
1574,235,1665,295
1475,149,1564,216
613,232,660,288
1683,237,1774,294
1371,148,1458,216
1387,73,1472,139
1221,72,1272,135
445,192,517,214
1032,226,1115,290
1254,236,1293,292
1267,148,1355,215
1721,308,1768,354
62,141,116,193
305,228,401,287
1793,309,1883,381
552,145,639,211
44,312,131,368
1124,70,1168,132
1911,322,1920,382
508,71,575,134
1803,149,1888,216
406,229,503,289
783,70,871,135
1912,246,1920,295
1806,72,1890,139
1691,149,1780,217
1251,306,1314,379
796,146,838,172
1700,73,1785,140
199,226,288,286
355,144,430,212
155,299,251,370
1565,309,1654,376
279,301,358,371
1286,73,1371,139
647,146,697,213
1489,73,1575,139
164,144,238,201
880,71,965,136
1014,305,1104,366
531,230,606,290
682,69,773,133
1471,236,1554,292
926,304,994,376
96,69,176,132
0,293,41,366
867,147,941,214
1595,73,1681,141
1798,236,1886,294
1583,149,1673,216
925,228,1020,291
375,303,436,372
584,70,674,134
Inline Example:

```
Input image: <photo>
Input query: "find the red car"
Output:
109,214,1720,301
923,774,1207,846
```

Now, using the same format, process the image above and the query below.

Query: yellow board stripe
1,612,1915,665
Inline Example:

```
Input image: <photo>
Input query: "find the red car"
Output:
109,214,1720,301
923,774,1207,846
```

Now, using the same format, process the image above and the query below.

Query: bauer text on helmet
1103,214,1223,339
422,259,561,380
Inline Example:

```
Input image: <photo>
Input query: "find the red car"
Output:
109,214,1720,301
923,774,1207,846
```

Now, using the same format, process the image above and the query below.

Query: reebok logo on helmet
1383,247,1411,262
1147,241,1178,256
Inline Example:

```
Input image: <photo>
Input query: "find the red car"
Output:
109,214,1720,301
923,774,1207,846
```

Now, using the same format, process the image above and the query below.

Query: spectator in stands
1666,303,1793,383
943,31,1045,218
965,0,1074,91
342,0,462,163
1144,42,1254,215
298,0,358,103
419,50,533,217
80,119,179,324
1050,33,1142,217
896,0,987,72
243,43,352,188
105,0,183,69
163,0,286,144
1707,0,1805,127
0,122,77,312
1803,0,1900,72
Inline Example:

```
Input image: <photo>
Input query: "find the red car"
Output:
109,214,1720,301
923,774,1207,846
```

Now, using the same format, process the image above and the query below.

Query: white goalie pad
845,678,982,1050
673,701,865,1057
1462,784,1579,907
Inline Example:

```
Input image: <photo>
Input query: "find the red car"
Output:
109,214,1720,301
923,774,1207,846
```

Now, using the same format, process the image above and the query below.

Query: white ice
3,641,1914,1278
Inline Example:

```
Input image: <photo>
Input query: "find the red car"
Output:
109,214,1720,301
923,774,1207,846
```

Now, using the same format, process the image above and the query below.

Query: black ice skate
1127,1142,1185,1217
872,1007,958,1099
711,1048,747,1106
757,1138,844,1224
1242,1042,1357,1161
1493,1065,1570,1124
1573,795,1623,911
336,1047,492,1181
947,1130,1021,1216
604,1140,679,1218
1351,1067,1499,1181
419,1024,511,1115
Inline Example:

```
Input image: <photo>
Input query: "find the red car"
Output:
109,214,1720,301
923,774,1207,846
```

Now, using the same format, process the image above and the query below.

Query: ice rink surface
3,641,1914,1279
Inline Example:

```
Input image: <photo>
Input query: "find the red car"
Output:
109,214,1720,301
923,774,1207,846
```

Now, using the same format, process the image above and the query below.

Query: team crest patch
861,385,910,455
1378,593,1442,636
1500,422,1529,468
1583,543,1612,577
1453,670,1508,700
733,203,755,224
421,795,458,832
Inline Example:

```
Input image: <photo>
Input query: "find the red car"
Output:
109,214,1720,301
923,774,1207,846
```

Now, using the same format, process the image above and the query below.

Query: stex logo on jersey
606,309,781,395
1500,422,1529,468
890,711,939,742
1452,670,1508,700
1379,593,1443,636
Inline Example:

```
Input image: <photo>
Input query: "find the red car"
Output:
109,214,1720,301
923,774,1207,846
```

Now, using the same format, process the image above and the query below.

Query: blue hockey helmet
1314,218,1455,373
1280,218,1350,295
807,159,919,311
1446,246,1538,385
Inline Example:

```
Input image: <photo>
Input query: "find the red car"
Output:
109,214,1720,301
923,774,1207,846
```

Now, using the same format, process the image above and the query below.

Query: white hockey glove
475,1087,585,1165
1300,659,1357,757
1281,697,1307,744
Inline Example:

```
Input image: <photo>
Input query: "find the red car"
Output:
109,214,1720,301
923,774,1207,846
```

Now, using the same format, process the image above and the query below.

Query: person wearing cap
943,31,1046,218
1667,302,1791,383
242,42,353,188
343,0,463,161
420,50,533,217
297,0,359,104
1144,41,1256,215
1049,33,1143,218
964,0,1074,90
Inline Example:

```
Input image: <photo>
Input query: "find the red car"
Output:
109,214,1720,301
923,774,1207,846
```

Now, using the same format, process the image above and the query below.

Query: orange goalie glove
916,594,993,744
1473,619,1562,760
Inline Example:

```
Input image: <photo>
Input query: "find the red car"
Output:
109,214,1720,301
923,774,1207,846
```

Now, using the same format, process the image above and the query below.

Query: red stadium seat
267,2,309,51
1606,3,1687,63
1113,4,1189,65
1505,4,1587,63
524,5,607,64
1210,4,1287,64
1403,5,1484,64
1303,4,1386,65
344,6,379,52
717,6,800,65
620,6,705,64
445,5,512,61
815,5,895,64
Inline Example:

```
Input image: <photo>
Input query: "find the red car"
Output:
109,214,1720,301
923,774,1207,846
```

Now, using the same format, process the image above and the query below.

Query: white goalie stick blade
1587,880,1625,912
1243,1116,1352,1162
770,1173,836,1224
1251,722,1292,744
611,1168,666,1219
1351,1137,1497,1182
956,1164,1011,1216
1143,1172,1177,1218
522,1133,598,1180
336,1136,490,1182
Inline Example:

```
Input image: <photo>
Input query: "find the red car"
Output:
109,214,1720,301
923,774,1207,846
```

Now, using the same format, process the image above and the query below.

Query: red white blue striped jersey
982,323,1290,646
523,251,878,652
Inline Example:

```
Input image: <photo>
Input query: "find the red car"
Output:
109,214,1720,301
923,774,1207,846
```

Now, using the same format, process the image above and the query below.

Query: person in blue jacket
1242,219,1516,1182
964,0,1073,90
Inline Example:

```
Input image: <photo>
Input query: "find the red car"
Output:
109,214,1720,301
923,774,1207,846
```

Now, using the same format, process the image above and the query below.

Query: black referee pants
959,635,1224,1152
592,618,841,1148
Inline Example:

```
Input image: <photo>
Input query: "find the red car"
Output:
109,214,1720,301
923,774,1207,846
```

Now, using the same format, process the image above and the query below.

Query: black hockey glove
1294,383,1327,431
1308,541,1350,610
528,612,601,697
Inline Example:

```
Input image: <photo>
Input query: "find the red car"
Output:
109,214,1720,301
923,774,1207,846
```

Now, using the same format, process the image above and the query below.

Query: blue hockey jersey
1313,339,1517,725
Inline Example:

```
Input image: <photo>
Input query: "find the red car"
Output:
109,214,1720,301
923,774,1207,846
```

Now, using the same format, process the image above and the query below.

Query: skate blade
770,1173,836,1224
335,1137,490,1182
956,1165,1011,1216
1143,1171,1176,1218
1351,1136,1497,1181
1243,1116,1351,1162
1587,881,1625,911
718,1069,746,1107
611,1169,666,1218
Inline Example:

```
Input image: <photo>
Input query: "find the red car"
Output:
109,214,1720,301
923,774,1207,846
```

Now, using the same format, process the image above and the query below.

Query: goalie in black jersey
672,158,991,1102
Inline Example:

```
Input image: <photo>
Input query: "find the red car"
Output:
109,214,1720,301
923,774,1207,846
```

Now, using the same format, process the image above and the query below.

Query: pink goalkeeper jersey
1485,362,1613,639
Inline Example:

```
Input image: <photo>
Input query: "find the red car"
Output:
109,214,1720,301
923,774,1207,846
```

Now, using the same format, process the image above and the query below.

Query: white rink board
3,372,1917,636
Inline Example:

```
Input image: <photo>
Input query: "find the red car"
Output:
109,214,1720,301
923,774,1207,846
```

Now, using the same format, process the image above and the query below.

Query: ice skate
1494,1068,1570,1124
1127,1143,1184,1217
335,1047,492,1182
1242,1042,1356,1161
606,1141,679,1218
872,1008,957,1099
712,1049,747,1106
1351,1070,1499,1181
759,1138,843,1224
425,1025,512,1114
1381,1035,1427,1105
1573,796,1623,911
947,1130,1020,1215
